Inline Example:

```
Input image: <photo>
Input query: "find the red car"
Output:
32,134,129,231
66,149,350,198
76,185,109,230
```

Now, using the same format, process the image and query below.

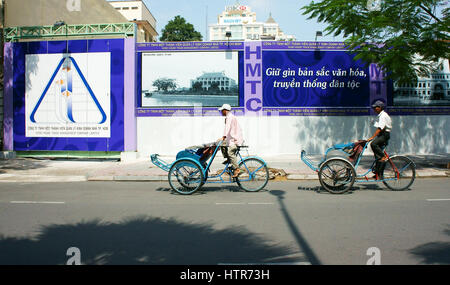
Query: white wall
137,115,450,157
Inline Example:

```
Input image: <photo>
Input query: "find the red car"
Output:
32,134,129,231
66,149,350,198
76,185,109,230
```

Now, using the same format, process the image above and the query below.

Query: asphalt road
0,178,449,265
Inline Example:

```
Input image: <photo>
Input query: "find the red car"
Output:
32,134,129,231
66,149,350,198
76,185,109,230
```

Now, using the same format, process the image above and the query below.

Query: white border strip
215,202,274,205
10,201,66,204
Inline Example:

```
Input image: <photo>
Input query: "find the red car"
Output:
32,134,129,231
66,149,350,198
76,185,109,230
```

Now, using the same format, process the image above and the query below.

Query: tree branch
419,4,441,22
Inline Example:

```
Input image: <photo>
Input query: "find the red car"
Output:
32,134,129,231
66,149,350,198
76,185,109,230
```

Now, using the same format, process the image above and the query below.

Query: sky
139,0,345,42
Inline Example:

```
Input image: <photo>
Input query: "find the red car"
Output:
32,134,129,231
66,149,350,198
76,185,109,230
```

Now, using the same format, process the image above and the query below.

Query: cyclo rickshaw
151,140,269,195
301,140,416,194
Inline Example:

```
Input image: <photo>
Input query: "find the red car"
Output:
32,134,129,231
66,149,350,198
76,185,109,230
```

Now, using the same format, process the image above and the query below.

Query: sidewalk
0,153,448,183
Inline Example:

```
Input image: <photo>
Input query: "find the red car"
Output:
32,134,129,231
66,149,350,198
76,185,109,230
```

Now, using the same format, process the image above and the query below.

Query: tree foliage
209,82,221,91
191,81,203,91
160,15,203,42
152,78,177,92
302,0,450,83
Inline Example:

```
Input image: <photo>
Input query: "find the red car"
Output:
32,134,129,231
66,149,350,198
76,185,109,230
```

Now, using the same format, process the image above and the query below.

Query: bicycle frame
202,140,266,184
350,142,402,183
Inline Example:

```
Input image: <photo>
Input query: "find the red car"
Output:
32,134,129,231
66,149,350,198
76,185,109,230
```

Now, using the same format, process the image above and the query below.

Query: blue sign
262,50,370,107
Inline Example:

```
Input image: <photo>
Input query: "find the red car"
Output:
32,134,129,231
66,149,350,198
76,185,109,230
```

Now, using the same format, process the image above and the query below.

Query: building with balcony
209,4,295,41
191,72,237,92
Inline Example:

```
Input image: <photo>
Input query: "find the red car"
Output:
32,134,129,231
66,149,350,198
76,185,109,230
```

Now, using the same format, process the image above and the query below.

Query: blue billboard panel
262,50,370,107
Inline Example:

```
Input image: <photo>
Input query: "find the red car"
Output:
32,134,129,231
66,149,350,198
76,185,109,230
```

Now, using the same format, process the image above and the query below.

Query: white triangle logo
29,55,107,124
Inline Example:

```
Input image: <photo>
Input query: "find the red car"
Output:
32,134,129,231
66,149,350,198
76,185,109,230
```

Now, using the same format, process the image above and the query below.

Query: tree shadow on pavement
297,183,397,195
296,115,450,155
0,158,49,174
0,216,302,265
269,190,321,265
409,226,450,265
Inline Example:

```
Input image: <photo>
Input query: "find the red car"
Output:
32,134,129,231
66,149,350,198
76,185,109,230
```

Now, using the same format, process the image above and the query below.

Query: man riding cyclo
367,100,392,179
217,104,244,178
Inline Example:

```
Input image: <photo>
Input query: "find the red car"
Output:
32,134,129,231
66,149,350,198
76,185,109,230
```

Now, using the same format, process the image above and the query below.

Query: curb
113,176,167,182
0,175,88,183
416,171,449,178
286,174,318,180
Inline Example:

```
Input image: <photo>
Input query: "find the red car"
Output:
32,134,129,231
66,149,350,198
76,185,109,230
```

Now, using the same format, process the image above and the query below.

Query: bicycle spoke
382,156,415,191
237,158,269,192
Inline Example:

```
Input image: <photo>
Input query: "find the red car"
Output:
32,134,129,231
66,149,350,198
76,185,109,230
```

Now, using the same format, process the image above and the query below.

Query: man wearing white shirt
218,104,243,178
367,100,392,167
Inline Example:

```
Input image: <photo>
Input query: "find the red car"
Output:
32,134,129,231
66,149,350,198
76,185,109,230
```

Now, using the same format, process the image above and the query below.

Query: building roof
197,72,228,79
266,13,276,24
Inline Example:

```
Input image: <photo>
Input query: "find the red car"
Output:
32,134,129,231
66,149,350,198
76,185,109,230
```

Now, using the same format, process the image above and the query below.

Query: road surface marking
426,199,450,202
10,201,66,204
215,202,274,205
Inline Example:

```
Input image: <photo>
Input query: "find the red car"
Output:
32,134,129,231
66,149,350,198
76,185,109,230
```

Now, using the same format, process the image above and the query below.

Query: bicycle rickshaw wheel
382,155,415,191
236,158,269,192
318,158,356,194
168,159,204,195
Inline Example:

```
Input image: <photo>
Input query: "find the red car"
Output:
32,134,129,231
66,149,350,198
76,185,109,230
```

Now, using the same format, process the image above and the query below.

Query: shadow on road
0,216,302,265
0,158,50,174
298,182,407,194
156,185,269,194
409,225,450,264
269,190,321,265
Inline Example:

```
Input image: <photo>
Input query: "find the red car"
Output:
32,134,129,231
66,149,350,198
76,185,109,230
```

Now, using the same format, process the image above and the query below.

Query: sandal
232,169,241,178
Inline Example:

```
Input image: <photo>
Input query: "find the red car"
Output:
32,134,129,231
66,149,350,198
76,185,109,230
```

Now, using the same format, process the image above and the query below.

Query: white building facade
209,4,295,41
109,0,158,42
191,72,237,91
393,59,450,105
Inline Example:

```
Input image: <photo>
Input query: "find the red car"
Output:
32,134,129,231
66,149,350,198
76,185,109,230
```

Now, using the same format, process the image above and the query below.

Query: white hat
218,104,232,111
371,100,385,108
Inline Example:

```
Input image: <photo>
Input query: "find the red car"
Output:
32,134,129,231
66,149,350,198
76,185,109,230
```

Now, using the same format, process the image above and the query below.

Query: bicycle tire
318,157,356,194
236,158,269,192
382,155,415,191
168,159,204,195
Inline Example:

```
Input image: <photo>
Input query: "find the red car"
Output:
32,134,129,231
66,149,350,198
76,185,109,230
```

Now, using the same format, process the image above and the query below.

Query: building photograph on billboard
141,51,239,108
392,59,450,106
25,52,111,138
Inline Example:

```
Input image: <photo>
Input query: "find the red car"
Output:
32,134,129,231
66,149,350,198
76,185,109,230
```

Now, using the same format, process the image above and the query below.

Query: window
132,7,138,10
123,7,129,10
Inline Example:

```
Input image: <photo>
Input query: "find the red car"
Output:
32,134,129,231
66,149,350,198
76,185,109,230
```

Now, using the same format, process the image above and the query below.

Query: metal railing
4,22,135,42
